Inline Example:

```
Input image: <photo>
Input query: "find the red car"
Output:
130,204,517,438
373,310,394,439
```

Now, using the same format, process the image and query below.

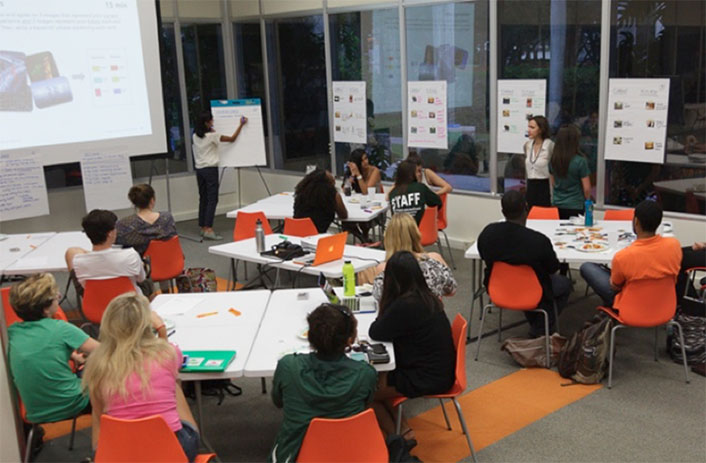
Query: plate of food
587,227,603,232
577,242,610,253
553,241,569,249
348,197,360,204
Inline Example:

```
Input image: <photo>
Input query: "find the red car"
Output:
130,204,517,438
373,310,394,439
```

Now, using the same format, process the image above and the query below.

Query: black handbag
260,240,306,261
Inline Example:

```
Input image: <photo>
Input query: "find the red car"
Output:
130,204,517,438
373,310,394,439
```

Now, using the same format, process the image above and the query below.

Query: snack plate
576,242,610,253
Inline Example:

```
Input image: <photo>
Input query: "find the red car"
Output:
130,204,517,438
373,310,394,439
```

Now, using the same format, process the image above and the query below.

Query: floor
27,215,706,462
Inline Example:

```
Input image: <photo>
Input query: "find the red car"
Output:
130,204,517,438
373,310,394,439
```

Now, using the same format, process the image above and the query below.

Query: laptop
180,350,236,372
295,232,348,266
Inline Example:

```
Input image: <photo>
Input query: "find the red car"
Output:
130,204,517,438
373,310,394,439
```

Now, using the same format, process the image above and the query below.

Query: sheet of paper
0,151,50,221
497,79,547,154
81,152,133,211
332,81,367,144
156,297,204,317
211,99,267,168
407,81,447,149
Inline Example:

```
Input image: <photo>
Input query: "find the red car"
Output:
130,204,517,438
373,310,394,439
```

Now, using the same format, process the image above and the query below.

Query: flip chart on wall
408,81,447,149
605,78,670,164
211,99,267,168
332,81,367,144
81,152,133,212
0,152,50,221
497,79,546,154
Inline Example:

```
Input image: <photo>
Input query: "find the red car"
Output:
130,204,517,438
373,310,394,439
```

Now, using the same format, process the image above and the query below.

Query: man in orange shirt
580,200,682,307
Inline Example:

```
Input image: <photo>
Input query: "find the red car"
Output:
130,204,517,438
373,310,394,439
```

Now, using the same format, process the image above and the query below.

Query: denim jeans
175,420,200,462
580,262,615,307
196,167,219,228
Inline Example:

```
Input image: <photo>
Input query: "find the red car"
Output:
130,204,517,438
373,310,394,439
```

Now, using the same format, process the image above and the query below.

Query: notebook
180,350,236,372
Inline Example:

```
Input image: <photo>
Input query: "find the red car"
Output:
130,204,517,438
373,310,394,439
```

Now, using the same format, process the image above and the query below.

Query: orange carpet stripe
408,369,601,462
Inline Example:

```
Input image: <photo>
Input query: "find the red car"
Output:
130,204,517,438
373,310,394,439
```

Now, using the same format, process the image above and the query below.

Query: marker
167,329,176,337
364,209,372,213
229,308,241,317
279,235,288,240
196,311,218,318
29,245,36,249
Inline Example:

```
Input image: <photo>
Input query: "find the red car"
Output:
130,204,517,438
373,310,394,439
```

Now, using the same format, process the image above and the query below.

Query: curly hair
307,303,356,357
9,273,58,322
294,168,337,216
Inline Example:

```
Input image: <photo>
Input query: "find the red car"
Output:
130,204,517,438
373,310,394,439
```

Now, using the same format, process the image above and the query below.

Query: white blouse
524,138,554,180
192,132,221,169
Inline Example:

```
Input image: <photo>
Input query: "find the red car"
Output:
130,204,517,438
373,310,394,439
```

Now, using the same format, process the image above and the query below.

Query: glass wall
496,0,601,194
265,15,330,172
403,1,490,192
606,0,706,215
329,9,403,179
234,21,268,140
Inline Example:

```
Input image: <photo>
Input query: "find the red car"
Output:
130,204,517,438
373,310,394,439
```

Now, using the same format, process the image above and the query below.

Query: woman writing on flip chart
192,110,247,240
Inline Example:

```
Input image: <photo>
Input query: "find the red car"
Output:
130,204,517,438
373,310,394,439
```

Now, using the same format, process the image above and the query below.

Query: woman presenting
524,115,553,208
192,110,247,240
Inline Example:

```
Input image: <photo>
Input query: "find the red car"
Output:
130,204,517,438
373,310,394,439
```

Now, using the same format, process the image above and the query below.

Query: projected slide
0,0,153,153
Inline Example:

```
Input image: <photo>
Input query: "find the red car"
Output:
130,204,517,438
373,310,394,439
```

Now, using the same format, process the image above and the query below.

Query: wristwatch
356,175,363,180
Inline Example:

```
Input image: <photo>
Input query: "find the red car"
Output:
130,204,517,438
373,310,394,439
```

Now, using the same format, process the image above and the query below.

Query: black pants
525,274,572,336
558,208,583,220
196,167,219,228
526,179,551,208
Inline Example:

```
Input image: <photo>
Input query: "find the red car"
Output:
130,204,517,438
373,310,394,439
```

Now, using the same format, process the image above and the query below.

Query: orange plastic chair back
611,277,677,327
297,408,387,463
284,217,319,237
2,286,69,326
603,209,634,221
437,193,449,231
144,236,185,281
95,415,213,463
418,206,439,246
82,277,136,324
528,206,559,220
233,211,273,242
488,262,543,310
449,314,468,393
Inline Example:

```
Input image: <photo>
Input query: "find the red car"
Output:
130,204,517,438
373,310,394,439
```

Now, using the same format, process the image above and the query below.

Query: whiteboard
497,79,546,154
211,99,267,168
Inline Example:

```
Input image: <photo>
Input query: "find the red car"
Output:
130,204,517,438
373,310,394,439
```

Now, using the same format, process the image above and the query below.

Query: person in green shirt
269,303,377,462
8,273,99,424
389,160,442,224
550,124,592,219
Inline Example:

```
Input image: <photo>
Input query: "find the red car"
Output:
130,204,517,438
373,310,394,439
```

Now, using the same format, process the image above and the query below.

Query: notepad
180,350,236,372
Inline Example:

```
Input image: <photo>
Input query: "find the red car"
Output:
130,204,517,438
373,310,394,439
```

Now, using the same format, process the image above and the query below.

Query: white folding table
0,233,56,278
2,231,91,276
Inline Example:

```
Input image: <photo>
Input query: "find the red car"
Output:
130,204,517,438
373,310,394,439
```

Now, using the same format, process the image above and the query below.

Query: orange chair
233,211,273,241
284,217,318,237
419,206,439,247
2,286,69,327
144,236,185,291
437,193,456,270
94,415,215,463
527,206,560,220
389,315,477,463
296,409,387,462
475,262,556,368
603,209,634,221
16,392,80,463
597,276,690,389
81,277,136,324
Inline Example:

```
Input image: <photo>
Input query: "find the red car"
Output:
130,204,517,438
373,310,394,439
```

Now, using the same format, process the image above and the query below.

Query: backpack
175,267,218,293
501,334,567,368
558,314,614,384
386,434,422,463
667,313,706,365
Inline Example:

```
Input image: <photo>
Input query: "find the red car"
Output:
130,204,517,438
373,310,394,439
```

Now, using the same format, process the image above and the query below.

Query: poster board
497,79,546,154
211,99,267,168
81,152,133,212
332,81,367,144
605,78,670,164
0,152,50,221
407,81,447,149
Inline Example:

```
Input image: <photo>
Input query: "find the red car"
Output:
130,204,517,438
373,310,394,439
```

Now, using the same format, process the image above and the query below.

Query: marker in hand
240,116,248,125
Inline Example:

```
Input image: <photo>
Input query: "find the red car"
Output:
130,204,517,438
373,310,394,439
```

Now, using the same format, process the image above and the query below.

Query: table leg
194,381,219,458
261,377,267,394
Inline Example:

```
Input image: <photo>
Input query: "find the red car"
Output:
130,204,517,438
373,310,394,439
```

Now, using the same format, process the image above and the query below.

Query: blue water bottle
584,199,594,226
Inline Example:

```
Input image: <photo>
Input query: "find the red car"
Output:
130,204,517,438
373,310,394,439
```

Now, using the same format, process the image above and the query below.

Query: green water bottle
343,260,355,297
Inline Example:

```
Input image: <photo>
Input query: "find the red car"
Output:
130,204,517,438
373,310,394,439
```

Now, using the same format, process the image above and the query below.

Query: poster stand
219,166,272,209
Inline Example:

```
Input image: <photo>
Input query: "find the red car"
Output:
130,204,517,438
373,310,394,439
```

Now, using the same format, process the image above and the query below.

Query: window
234,21,269,141
405,1,490,192
605,0,705,215
497,0,601,194
329,9,403,179
265,15,330,172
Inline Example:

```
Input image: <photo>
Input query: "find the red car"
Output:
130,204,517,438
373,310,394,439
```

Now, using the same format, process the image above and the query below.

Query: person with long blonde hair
82,293,199,461
371,213,456,303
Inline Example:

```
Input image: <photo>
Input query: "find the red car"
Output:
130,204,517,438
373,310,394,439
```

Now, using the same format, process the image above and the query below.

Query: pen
196,311,218,318
229,308,241,317
167,329,176,337
279,235,288,240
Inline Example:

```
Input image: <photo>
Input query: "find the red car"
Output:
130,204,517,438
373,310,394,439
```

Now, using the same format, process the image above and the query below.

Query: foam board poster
332,81,367,144
81,152,132,212
0,151,50,221
408,81,447,149
211,99,267,168
497,79,546,154
605,78,670,164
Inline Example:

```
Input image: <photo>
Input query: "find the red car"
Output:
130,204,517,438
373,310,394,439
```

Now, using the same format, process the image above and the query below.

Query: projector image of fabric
0,50,73,111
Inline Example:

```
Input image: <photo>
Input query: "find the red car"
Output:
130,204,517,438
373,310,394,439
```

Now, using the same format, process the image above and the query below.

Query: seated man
65,209,147,294
580,200,682,308
477,190,571,336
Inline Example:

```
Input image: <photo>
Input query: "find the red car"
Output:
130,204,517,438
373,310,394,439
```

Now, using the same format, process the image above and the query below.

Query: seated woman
8,273,99,424
293,168,348,233
270,303,377,462
82,293,200,462
406,152,453,195
388,160,442,225
342,149,382,242
367,213,456,301
116,184,177,256
369,251,455,439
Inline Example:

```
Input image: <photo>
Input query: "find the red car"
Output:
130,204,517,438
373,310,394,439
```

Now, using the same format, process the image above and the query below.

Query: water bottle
342,260,355,297
584,199,594,226
255,219,266,253
343,177,352,197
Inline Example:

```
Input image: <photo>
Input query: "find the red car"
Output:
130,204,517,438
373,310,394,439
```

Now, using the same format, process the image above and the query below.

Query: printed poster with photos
497,79,546,154
407,81,447,149
605,78,670,164
332,81,367,144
